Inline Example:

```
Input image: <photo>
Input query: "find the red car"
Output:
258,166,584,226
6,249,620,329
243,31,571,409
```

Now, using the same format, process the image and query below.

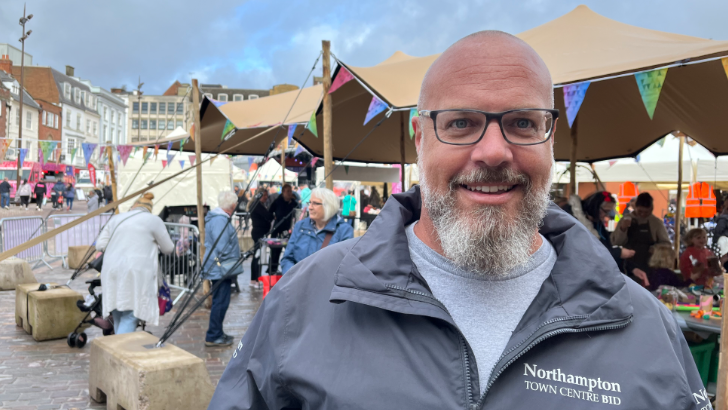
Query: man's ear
413,115,423,153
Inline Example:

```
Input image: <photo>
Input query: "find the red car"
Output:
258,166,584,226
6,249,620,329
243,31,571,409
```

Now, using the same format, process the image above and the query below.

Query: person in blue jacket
281,187,353,274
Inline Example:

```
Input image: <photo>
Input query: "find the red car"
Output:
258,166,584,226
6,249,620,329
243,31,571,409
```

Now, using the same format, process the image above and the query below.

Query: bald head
418,31,553,111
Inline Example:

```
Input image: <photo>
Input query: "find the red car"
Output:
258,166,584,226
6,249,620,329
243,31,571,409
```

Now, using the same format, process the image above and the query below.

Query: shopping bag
259,274,282,299
158,279,173,315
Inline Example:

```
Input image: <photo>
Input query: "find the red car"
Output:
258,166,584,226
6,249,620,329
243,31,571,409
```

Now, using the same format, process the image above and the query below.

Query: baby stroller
67,278,112,348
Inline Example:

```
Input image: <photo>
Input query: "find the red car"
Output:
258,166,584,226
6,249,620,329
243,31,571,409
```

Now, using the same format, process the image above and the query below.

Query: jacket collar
331,186,633,332
306,214,345,233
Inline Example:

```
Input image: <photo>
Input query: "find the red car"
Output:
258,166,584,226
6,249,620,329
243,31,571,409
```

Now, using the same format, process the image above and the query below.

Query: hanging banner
179,159,185,168
0,139,11,162
311,157,318,167
634,68,668,120
189,123,195,141
562,81,590,128
166,150,175,166
88,163,97,187
44,141,58,163
189,155,196,166
154,144,159,160
364,95,388,125
287,124,296,145
142,146,148,160
179,138,187,155
328,66,355,94
38,148,44,165
221,120,235,140
70,147,78,164
19,148,28,168
247,156,255,170
409,109,419,139
117,145,133,166
162,160,168,168
81,143,97,167
307,111,318,138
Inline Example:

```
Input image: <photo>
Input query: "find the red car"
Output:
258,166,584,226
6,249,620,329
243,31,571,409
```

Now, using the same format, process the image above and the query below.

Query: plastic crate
689,341,715,386
709,345,720,385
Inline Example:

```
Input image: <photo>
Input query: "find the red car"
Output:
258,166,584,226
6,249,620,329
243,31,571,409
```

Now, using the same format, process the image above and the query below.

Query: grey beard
419,165,552,277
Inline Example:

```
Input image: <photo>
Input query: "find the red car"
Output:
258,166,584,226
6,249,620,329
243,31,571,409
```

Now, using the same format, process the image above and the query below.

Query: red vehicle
0,161,73,198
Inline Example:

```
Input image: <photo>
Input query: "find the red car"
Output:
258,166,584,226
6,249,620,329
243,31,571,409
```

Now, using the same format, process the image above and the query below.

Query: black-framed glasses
419,109,559,146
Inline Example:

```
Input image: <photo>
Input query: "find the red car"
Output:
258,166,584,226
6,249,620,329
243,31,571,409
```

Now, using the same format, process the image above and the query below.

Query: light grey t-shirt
405,222,557,394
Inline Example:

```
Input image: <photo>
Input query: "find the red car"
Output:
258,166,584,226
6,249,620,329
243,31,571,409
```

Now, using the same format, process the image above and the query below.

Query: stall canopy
190,85,322,156
251,158,298,183
301,5,728,163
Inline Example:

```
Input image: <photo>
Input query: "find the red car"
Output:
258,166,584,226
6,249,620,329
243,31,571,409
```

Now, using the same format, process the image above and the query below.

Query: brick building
0,83,9,139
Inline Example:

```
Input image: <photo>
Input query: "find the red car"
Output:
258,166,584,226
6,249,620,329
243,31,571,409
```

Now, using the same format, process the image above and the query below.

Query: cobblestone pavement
0,258,263,409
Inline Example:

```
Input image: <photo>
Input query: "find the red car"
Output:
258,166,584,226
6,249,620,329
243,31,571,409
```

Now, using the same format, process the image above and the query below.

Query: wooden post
106,146,118,215
675,134,685,261
569,117,579,196
281,140,286,185
717,273,728,409
322,40,333,190
400,111,406,190
192,80,210,306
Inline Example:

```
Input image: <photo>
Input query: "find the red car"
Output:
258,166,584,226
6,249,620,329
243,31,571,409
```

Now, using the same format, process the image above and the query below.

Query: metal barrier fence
0,216,49,268
160,222,201,304
45,213,113,267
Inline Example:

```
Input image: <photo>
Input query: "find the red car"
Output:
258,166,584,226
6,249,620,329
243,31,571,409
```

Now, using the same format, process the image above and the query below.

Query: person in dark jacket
103,184,113,205
248,189,273,287
715,199,728,269
94,185,104,203
280,187,353,273
267,183,298,273
33,179,47,211
210,31,706,410
0,177,11,209
64,183,75,211
52,181,65,209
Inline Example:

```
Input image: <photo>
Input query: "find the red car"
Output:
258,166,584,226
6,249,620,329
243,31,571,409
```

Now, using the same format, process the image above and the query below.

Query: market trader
210,31,706,410
267,183,298,273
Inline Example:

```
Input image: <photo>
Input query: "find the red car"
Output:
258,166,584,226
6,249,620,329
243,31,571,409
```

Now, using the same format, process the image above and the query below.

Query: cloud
0,0,727,95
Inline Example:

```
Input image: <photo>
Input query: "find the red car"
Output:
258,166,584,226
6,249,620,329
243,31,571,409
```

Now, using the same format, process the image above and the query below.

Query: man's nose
469,118,514,167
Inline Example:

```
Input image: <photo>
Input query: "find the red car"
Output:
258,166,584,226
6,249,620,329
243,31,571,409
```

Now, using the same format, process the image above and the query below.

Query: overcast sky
1,0,727,95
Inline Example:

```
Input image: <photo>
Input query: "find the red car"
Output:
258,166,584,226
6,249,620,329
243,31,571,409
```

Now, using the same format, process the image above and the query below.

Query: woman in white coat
95,192,174,334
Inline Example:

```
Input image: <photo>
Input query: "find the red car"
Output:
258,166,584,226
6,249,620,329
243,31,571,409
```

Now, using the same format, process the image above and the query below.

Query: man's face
282,187,293,201
413,35,554,275
634,205,652,219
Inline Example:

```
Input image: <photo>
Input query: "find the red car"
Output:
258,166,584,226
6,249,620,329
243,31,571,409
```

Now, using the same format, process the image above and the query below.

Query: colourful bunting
409,109,419,139
311,157,318,167
88,163,97,187
656,137,666,148
142,146,148,160
722,57,728,80
166,142,172,157
188,155,196,166
82,143,97,167
117,145,133,166
154,144,159,160
0,139,12,161
635,155,641,163
562,81,590,128
247,156,254,170
307,111,318,138
38,148,44,165
608,160,618,169
18,148,27,168
162,160,167,168
70,147,78,164
344,165,349,174
221,120,235,140
166,149,175,165
179,160,185,168
329,67,355,94
294,144,305,157
287,124,296,145
634,68,668,120
189,124,195,141
364,95,388,125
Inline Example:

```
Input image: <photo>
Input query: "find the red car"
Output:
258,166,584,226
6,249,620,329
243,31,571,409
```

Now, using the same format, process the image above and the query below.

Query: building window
141,119,147,129
176,120,182,129
93,122,97,135
159,102,166,114
103,106,108,121
218,94,228,102
64,83,71,99
141,102,148,114
103,125,108,141
167,121,174,130
76,114,81,130
176,103,183,114
15,109,20,126
150,102,157,114
54,114,59,129
158,120,166,130
74,88,80,104
150,119,156,130
204,93,213,100
66,111,71,127
132,119,139,129
117,112,121,124
84,91,89,107
86,119,90,134
41,111,46,126
67,138,76,155
117,130,121,143
233,94,244,102
25,112,32,129
133,102,139,113
248,94,259,100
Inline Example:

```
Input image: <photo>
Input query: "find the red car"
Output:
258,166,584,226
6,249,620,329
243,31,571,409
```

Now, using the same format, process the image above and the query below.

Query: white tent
116,152,232,213
251,159,297,183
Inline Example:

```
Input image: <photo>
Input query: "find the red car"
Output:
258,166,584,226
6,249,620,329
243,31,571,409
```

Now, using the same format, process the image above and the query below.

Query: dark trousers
20,196,29,208
35,195,43,208
268,229,286,274
206,278,232,342
250,228,266,282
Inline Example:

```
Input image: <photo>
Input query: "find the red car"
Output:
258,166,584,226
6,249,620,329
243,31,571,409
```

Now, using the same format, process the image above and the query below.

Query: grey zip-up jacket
210,187,709,410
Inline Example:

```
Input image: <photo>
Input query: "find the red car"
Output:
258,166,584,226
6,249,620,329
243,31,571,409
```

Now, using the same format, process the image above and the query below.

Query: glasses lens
434,110,487,145
502,110,554,145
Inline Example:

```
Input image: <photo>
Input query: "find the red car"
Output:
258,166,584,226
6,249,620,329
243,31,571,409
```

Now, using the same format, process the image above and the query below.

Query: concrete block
15,283,86,341
89,332,214,410
68,245,95,269
0,258,36,291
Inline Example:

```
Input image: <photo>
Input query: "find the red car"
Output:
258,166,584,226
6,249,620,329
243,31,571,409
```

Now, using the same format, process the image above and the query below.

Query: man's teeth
464,184,514,193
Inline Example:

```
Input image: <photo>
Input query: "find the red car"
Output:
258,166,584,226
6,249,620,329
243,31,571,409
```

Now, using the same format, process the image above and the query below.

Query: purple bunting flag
117,145,133,166
19,148,27,168
562,81,590,128
287,124,296,145
82,143,97,167
364,95,388,125
179,160,185,168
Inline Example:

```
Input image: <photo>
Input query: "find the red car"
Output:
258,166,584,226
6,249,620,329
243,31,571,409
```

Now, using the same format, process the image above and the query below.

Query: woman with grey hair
280,187,354,274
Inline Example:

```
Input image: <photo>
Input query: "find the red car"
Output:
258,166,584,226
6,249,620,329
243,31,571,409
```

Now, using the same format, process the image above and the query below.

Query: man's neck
413,207,543,258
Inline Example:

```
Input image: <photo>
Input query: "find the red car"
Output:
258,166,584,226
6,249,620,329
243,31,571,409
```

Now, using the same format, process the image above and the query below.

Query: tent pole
322,40,333,190
192,79,210,306
569,117,579,196
718,273,728,410
106,146,118,215
400,111,406,190
674,134,685,262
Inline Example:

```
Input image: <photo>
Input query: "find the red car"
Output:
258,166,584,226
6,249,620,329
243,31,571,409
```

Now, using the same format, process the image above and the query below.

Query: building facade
0,69,41,161
199,84,271,102
0,82,9,139
0,44,32,66
77,79,126,145
120,82,192,143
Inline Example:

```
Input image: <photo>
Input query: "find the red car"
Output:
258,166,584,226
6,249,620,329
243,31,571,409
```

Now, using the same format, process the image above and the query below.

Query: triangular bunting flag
133,146,139,156
307,111,318,138
364,95,388,125
634,68,668,120
608,160,618,169
211,99,227,108
154,144,159,160
82,143,97,167
247,156,254,170
166,142,172,157
162,160,167,168
179,138,187,154
294,144,305,157
656,137,666,148
562,81,590,128
142,146,148,160
329,66,355,94
287,124,296,145
189,155,196,166
179,160,185,168
635,155,641,163
19,147,29,167
344,165,349,174
722,57,728,80
117,145,133,166
0,139,11,161
166,150,175,165
70,147,78,164
38,147,44,165
409,109,419,139
221,120,235,140
210,155,217,166
311,157,318,167
189,123,195,141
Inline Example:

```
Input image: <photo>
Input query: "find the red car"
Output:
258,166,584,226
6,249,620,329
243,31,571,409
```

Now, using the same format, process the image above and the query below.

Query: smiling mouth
461,184,516,194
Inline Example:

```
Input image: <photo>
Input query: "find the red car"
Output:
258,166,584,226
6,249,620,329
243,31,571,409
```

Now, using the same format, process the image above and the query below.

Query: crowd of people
0,176,116,212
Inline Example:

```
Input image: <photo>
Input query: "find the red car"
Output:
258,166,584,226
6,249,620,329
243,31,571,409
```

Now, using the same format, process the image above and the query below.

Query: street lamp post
16,4,32,191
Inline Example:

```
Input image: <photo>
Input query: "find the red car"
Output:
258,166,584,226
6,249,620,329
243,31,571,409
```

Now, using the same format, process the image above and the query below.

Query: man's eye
515,119,532,129
450,119,469,129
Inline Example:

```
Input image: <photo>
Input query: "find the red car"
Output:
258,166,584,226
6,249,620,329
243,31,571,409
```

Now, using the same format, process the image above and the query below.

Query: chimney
0,55,12,74
66,65,75,77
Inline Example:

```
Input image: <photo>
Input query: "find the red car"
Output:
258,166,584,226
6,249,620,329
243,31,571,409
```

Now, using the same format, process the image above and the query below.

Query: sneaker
223,333,234,343
205,337,233,347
